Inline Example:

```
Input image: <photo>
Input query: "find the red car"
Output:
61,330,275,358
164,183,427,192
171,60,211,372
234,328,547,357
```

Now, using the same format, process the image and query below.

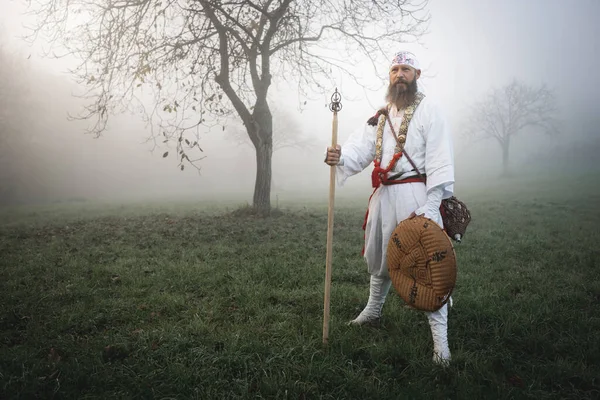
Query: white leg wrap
426,303,451,365
348,275,392,326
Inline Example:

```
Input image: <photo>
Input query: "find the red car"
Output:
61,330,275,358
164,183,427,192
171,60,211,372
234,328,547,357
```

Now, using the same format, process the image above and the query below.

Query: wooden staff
323,88,342,344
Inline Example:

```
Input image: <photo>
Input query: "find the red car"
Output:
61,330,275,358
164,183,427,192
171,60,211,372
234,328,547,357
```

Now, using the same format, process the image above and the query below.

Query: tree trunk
253,139,272,215
501,138,510,177
251,105,273,216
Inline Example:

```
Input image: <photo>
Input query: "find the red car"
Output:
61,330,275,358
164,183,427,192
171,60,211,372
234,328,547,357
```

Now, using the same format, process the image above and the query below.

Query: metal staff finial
329,88,342,113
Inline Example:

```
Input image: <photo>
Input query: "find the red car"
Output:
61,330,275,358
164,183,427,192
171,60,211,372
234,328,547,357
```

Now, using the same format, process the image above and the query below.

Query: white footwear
426,303,451,365
348,275,392,326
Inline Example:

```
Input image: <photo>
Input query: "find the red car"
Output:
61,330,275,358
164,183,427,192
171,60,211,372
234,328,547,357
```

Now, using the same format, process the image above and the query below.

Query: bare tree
463,80,558,176
0,44,29,144
23,0,429,215
0,40,35,204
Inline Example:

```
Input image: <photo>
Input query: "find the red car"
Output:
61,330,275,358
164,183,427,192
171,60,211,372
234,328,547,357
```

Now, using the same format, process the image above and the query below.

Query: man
324,51,455,365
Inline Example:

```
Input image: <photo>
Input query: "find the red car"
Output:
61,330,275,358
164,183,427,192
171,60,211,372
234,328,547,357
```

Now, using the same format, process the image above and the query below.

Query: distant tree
0,45,28,143
463,80,558,176
0,41,34,204
24,0,429,215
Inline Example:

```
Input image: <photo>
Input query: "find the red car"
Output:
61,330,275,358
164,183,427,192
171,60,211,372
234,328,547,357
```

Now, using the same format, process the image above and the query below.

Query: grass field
1,174,599,399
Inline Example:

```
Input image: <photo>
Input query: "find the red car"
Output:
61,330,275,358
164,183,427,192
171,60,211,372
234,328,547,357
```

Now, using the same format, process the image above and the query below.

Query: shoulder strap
401,148,425,180
376,93,425,173
384,92,425,151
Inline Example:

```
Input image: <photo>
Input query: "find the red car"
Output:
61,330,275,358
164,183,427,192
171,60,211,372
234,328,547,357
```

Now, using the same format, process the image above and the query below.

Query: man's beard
386,78,418,108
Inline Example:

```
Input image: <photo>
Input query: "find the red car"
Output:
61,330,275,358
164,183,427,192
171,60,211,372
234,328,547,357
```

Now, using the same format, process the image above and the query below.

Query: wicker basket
441,196,472,241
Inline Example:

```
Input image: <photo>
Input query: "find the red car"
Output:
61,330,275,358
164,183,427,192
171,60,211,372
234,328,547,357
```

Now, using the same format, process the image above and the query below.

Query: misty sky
1,0,599,204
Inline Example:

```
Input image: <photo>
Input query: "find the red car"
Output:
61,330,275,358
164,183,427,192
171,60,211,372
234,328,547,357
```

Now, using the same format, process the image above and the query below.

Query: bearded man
324,51,455,365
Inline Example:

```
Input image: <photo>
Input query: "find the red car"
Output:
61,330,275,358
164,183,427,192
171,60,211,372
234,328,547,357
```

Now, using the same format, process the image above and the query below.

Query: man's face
389,64,420,89
386,64,420,105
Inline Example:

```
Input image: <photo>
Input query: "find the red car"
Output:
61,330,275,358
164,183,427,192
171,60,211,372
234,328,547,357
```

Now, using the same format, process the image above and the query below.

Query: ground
1,173,599,399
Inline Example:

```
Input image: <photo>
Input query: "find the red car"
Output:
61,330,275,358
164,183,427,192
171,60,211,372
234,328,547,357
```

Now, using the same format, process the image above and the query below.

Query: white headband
390,51,421,71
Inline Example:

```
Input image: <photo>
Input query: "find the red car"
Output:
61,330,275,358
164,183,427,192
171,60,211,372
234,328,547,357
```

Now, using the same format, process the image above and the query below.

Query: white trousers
363,183,443,277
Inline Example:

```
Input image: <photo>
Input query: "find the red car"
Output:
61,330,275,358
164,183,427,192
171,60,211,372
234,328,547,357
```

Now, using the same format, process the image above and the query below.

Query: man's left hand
408,211,424,219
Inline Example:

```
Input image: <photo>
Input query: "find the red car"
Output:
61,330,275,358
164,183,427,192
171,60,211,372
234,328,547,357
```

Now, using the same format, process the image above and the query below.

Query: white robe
337,97,455,277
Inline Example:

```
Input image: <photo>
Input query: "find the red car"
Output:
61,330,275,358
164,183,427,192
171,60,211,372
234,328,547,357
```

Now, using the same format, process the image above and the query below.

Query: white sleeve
336,124,377,186
415,185,444,220
423,103,455,198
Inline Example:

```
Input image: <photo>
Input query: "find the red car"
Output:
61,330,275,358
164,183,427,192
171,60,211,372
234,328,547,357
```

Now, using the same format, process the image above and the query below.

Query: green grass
1,175,599,399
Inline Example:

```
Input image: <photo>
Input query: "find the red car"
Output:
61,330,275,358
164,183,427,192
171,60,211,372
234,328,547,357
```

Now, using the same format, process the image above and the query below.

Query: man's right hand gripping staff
324,145,342,166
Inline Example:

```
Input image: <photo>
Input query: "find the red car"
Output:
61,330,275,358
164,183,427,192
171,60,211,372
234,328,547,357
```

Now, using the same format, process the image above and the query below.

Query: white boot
348,275,392,326
426,303,451,365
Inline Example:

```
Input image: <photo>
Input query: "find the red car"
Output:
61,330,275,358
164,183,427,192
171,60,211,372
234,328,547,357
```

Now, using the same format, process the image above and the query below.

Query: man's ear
416,69,422,80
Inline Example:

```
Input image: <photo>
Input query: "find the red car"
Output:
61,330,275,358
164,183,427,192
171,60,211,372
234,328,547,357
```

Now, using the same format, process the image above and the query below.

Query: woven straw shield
387,216,457,312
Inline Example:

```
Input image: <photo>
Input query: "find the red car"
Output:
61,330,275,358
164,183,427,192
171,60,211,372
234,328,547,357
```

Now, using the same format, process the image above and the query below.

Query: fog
1,0,599,206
